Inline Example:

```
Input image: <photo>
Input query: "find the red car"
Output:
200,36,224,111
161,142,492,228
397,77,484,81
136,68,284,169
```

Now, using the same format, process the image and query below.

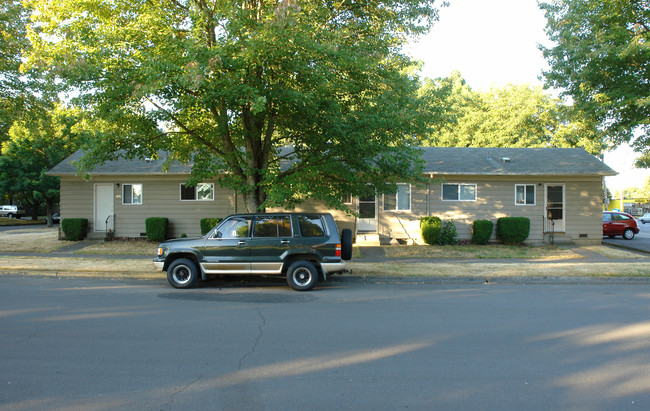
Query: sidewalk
0,226,649,284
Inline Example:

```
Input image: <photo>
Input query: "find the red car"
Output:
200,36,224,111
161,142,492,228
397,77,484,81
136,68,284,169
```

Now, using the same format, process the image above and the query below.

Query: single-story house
48,147,616,245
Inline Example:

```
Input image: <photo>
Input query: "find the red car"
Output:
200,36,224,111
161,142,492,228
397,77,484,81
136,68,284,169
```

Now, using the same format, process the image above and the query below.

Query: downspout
427,173,434,216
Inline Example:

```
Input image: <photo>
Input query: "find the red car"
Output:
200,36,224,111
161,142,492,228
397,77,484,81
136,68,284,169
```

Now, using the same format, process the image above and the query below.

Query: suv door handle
280,240,290,244
238,240,247,246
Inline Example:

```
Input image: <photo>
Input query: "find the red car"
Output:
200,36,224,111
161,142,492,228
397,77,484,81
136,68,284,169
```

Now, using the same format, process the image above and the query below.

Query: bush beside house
472,220,494,245
145,217,169,242
61,218,88,241
496,217,530,244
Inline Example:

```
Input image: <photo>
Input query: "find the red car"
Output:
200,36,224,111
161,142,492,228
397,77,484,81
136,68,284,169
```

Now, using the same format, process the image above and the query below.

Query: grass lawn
0,217,45,226
376,244,582,260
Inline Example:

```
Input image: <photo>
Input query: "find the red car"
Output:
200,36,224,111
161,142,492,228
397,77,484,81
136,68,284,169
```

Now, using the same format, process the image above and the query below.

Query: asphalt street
2,277,650,410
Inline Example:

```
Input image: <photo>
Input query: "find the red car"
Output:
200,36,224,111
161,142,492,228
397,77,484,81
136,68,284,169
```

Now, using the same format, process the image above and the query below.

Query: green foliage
419,71,605,155
24,0,446,212
61,218,88,241
145,217,168,242
540,0,650,166
200,218,222,236
0,105,85,220
472,220,494,245
439,220,457,245
420,216,441,245
496,217,531,245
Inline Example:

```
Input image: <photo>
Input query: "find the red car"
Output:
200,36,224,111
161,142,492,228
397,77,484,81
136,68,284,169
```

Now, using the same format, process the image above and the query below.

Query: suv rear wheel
286,261,318,291
167,258,199,289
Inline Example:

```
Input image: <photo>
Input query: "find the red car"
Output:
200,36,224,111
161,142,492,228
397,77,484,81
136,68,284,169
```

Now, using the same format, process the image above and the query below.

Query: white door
357,195,377,232
95,184,114,232
545,184,565,232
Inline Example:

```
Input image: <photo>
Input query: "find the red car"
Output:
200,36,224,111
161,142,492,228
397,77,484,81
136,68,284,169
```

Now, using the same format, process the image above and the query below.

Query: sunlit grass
378,244,581,260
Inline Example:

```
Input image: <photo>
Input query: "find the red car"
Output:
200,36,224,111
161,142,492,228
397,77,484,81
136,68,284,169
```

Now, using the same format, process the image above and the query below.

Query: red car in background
603,211,639,240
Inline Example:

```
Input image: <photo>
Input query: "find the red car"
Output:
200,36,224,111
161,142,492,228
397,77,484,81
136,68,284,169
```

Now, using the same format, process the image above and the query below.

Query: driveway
602,218,650,254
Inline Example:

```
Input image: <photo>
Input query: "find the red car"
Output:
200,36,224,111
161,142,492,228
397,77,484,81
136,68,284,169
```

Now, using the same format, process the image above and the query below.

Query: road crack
237,307,265,371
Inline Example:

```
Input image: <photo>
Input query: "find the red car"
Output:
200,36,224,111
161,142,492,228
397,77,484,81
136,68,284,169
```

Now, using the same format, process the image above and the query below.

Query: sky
404,0,650,193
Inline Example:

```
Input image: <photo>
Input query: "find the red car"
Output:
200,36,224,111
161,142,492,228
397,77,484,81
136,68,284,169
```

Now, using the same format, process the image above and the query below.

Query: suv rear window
253,216,292,237
298,215,325,237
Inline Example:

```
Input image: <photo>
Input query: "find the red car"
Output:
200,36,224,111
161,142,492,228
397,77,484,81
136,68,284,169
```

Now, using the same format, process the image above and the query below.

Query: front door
94,184,114,232
545,185,565,232
200,216,252,274
358,195,377,232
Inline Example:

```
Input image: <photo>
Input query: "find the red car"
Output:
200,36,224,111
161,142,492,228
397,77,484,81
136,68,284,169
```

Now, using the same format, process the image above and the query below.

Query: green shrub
145,217,168,242
420,216,442,245
472,220,494,245
439,220,457,245
496,217,530,244
200,218,222,235
61,218,88,241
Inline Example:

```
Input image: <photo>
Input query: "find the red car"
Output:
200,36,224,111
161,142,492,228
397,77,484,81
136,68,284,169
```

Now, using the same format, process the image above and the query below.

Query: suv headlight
157,247,169,257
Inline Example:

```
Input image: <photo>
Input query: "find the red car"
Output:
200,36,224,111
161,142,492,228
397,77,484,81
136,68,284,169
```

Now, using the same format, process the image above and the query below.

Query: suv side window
217,217,251,238
298,215,326,237
253,216,293,237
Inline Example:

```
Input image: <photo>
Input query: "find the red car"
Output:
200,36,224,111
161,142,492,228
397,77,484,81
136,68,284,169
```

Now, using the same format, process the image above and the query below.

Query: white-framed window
342,193,353,205
442,183,476,201
123,184,143,205
515,184,535,205
180,183,214,201
384,183,411,211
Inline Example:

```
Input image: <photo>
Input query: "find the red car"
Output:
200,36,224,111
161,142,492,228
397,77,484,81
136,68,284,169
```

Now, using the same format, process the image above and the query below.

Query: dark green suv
153,213,352,291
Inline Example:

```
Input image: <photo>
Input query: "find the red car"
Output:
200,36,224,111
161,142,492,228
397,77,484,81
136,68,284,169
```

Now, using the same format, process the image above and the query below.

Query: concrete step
355,233,381,247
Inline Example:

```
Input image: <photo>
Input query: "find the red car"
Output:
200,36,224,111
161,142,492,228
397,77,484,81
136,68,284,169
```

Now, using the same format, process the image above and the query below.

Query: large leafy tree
0,106,85,224
0,0,31,142
420,71,606,154
540,0,650,166
24,0,445,212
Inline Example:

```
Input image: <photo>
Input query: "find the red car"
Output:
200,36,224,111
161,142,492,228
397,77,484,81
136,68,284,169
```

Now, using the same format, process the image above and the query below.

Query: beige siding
61,174,604,244
61,176,240,238
377,176,604,244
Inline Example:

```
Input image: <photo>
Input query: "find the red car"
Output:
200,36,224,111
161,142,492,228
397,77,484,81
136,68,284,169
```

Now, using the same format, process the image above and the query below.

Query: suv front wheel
286,261,318,291
167,258,199,289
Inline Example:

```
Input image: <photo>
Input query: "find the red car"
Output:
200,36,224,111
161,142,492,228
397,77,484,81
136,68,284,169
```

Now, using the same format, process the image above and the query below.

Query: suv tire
286,260,318,291
341,229,353,261
167,258,199,289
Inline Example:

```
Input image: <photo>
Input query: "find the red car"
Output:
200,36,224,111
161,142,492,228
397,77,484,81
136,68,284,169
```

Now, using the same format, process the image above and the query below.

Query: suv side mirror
215,231,223,239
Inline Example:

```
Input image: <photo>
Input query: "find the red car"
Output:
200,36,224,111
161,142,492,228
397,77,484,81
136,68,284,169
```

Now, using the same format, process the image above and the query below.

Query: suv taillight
336,244,341,257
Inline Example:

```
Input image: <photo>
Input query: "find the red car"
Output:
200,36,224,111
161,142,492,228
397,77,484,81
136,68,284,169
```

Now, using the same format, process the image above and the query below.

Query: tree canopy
0,106,85,223
419,71,606,154
540,0,650,166
24,0,446,212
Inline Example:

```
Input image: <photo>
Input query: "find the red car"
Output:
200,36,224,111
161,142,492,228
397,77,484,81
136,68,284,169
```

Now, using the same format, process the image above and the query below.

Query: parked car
603,211,639,240
52,213,60,224
640,213,650,224
0,205,24,219
153,213,353,291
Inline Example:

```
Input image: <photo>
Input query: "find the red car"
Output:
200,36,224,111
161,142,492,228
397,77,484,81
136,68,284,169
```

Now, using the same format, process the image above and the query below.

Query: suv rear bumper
321,261,345,274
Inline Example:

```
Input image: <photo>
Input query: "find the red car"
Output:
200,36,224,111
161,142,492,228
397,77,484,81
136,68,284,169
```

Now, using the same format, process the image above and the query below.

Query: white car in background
0,205,24,219
640,213,650,224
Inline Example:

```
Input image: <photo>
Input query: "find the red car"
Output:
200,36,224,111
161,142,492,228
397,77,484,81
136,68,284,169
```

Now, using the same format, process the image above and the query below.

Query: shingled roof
48,147,616,177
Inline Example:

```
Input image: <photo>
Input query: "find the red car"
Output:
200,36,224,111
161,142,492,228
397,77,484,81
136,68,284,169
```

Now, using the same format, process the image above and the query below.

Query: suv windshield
216,216,251,238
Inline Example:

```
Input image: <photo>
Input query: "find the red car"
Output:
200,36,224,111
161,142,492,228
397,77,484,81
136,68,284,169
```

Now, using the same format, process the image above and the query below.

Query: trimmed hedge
472,220,494,245
61,218,88,241
420,216,442,245
145,217,168,242
200,218,222,236
496,217,530,244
